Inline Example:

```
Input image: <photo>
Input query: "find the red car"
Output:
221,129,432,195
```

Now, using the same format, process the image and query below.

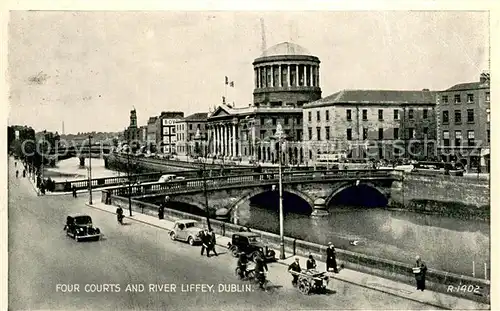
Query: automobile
64,214,101,242
158,174,177,182
169,220,203,246
227,232,276,262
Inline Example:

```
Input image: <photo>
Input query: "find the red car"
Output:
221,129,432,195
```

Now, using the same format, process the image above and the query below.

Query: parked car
169,220,203,246
227,232,276,262
158,174,176,182
64,214,101,242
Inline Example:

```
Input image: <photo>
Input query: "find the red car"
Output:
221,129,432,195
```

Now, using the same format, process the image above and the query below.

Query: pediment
210,106,231,117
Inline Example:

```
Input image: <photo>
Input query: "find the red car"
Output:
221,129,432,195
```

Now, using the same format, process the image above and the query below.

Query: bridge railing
51,165,280,192
103,169,397,197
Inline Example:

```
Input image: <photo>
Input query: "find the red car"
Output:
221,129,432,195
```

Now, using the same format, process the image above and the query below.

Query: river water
51,157,490,279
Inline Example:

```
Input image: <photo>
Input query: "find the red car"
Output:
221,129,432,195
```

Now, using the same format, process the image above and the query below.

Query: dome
261,42,311,57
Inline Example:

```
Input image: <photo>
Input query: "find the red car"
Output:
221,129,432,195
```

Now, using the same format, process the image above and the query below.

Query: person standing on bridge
413,255,427,291
72,185,77,198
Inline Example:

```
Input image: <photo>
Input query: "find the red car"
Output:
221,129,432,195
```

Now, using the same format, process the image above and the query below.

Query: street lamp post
195,129,211,231
127,143,132,217
88,135,93,205
273,123,286,260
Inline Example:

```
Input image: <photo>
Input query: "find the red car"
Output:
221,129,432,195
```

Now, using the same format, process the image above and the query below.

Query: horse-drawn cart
289,269,329,294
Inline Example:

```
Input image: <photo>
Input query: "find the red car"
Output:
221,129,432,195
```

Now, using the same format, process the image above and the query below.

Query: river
42,157,122,182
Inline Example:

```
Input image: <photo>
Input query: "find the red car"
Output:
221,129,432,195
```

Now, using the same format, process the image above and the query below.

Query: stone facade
175,112,208,157
303,90,437,161
157,111,184,154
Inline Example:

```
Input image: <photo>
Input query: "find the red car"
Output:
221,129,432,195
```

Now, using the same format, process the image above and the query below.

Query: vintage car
169,220,203,246
64,214,101,242
227,232,276,262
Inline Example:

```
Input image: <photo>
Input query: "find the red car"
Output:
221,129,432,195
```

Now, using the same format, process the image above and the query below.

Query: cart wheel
298,280,311,295
246,270,256,280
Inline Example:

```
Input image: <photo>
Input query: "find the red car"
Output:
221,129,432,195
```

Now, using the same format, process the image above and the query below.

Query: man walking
207,230,218,256
288,257,302,286
200,229,210,257
326,242,339,273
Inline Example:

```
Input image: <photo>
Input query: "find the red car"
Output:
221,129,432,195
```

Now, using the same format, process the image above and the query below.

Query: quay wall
101,190,490,304
389,173,490,221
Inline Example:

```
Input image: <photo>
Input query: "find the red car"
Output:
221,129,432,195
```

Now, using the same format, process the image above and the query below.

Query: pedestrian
72,185,77,198
22,169,26,178
158,205,164,220
40,182,46,195
200,229,210,257
306,254,317,270
254,251,268,290
288,257,302,286
326,242,339,273
207,230,218,256
16,170,19,178
413,255,427,291
15,161,17,167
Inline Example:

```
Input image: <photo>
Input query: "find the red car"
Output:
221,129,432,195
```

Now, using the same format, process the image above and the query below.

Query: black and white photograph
4,5,495,311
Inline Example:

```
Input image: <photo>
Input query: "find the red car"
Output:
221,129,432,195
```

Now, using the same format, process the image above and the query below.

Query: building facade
302,89,437,162
436,72,490,171
206,42,320,164
157,111,184,154
176,113,208,157
146,116,158,147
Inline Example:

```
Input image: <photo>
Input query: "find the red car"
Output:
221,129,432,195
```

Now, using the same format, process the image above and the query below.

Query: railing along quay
104,169,398,198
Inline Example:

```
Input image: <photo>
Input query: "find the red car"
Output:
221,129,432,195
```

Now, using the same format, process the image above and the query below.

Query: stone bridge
102,169,402,219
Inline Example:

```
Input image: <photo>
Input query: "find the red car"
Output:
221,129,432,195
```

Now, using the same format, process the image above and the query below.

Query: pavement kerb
83,202,489,310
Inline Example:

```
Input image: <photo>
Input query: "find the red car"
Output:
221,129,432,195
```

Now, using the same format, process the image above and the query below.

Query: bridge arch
325,181,389,208
229,186,315,214
167,197,207,214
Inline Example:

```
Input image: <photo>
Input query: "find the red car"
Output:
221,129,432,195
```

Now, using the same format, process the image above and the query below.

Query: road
8,158,436,310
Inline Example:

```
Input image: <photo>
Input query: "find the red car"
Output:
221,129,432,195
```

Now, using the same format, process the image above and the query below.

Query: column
287,64,291,87
310,65,314,87
214,125,218,155
278,64,282,87
295,64,298,86
257,67,261,88
232,123,237,157
224,124,228,156
218,124,222,155
316,66,320,87
226,124,230,156
270,66,274,87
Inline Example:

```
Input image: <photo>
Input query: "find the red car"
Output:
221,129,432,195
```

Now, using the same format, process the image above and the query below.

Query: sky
7,10,490,134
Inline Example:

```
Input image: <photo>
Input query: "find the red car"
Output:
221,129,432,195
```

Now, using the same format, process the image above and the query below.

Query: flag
229,81,234,87
225,76,229,85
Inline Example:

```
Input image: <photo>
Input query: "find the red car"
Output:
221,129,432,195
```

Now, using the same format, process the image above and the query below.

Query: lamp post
88,135,93,205
195,129,212,231
127,142,132,217
272,123,286,260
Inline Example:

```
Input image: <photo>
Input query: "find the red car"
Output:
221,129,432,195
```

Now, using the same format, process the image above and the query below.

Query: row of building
123,42,490,171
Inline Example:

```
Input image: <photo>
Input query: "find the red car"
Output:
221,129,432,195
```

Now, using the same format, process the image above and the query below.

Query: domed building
253,42,322,107
206,42,321,165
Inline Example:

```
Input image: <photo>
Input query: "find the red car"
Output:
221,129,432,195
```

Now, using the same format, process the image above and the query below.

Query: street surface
8,158,436,310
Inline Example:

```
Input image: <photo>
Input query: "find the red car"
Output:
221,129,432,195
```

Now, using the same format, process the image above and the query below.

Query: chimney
422,88,430,92
480,72,490,83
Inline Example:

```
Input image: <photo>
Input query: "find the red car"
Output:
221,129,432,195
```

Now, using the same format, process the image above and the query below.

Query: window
443,130,450,146
408,109,414,119
467,94,474,103
260,130,266,139
408,128,415,139
325,126,330,140
308,112,312,122
378,109,383,120
346,109,352,121
487,108,490,122
272,118,277,126
260,117,265,125
467,109,474,123
378,128,383,140
467,131,475,146
284,117,289,125
316,111,321,122
454,130,462,147
487,129,490,143
394,109,399,120
454,110,461,124
297,117,301,125
454,94,461,103
346,128,352,141
393,128,399,139
362,109,368,120
423,127,428,137
326,110,329,121
272,129,276,136
363,128,368,140
442,110,449,123
308,127,312,140
486,92,490,102
442,95,448,103
423,109,428,119
189,124,192,130
316,127,321,140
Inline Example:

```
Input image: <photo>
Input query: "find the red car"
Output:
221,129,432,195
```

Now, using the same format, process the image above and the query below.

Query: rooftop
444,81,490,91
184,112,208,121
305,89,436,108
261,42,311,57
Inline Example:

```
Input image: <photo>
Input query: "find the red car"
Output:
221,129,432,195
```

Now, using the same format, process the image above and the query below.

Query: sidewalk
85,200,489,310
